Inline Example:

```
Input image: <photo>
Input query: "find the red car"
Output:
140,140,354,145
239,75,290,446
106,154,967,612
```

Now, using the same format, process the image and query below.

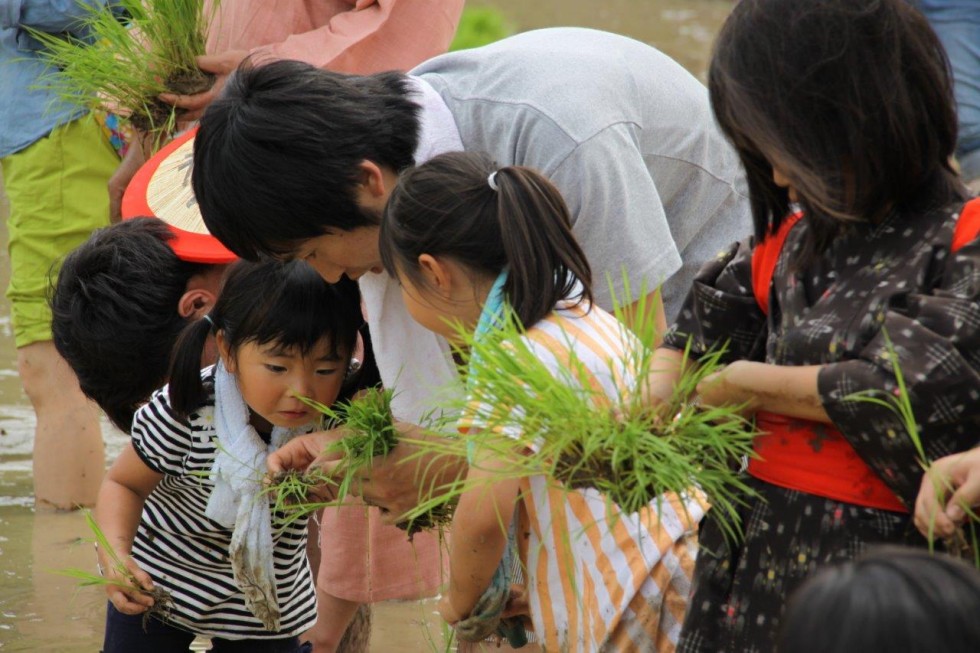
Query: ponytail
168,316,215,418
380,151,593,328
491,166,592,327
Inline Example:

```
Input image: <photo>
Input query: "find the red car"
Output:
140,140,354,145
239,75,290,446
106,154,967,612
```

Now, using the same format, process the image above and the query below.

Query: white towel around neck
359,76,466,423
205,361,306,631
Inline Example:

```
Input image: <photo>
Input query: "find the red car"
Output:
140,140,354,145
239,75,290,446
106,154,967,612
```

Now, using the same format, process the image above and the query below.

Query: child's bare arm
94,443,163,614
440,459,522,624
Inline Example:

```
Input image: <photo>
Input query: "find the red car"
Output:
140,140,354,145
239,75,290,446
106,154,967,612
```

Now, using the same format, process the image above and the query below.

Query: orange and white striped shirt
464,302,706,652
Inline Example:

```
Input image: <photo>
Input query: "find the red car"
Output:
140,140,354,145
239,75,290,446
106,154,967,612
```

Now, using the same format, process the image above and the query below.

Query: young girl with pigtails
378,150,706,652
94,259,364,652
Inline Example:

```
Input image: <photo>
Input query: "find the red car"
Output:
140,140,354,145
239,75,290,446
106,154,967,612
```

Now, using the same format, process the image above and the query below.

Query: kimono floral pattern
668,199,980,652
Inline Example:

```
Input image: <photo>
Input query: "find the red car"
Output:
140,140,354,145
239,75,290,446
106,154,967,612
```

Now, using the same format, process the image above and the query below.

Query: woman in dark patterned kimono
644,1,980,651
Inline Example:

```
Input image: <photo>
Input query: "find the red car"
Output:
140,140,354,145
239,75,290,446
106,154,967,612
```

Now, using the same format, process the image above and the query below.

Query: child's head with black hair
50,217,223,432
778,546,980,653
169,259,364,430
379,150,592,335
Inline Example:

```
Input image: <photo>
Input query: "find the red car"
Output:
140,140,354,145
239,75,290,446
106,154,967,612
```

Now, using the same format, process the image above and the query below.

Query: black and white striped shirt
129,368,317,638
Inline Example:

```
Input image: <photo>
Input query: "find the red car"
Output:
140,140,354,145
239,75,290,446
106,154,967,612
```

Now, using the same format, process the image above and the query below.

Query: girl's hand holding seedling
915,448,980,539
268,420,467,522
319,422,455,521
91,444,168,615
267,427,347,478
101,553,157,615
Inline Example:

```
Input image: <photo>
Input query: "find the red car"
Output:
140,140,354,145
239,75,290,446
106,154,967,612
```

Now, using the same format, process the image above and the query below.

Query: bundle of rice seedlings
262,468,337,529
28,0,217,142
847,334,978,567
402,289,759,543
271,388,454,536
57,511,172,629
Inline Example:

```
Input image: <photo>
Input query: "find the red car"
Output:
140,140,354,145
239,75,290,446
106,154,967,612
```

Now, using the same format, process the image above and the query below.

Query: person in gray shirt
192,26,750,527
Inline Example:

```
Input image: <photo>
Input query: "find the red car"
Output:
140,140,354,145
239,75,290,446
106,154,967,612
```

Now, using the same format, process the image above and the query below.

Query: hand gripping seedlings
270,388,454,537
848,334,978,566
29,0,217,143
57,511,173,630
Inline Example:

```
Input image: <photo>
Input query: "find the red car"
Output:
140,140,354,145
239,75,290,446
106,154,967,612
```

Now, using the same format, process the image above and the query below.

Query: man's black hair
193,59,421,261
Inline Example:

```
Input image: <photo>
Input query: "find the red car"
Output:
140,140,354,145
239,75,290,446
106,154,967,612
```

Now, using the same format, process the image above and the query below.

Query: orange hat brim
121,126,237,264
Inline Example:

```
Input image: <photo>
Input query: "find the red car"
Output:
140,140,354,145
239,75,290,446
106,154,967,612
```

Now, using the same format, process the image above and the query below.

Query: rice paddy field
0,2,731,649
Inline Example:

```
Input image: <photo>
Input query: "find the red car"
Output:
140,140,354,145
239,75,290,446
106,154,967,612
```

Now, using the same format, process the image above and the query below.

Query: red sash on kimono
746,198,980,512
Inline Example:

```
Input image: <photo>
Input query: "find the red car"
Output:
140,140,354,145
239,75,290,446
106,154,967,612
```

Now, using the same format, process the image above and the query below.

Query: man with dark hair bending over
191,27,752,549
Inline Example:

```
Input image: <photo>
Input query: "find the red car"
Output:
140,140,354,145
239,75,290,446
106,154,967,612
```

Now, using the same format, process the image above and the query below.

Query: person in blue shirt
1,0,121,509
914,1,980,192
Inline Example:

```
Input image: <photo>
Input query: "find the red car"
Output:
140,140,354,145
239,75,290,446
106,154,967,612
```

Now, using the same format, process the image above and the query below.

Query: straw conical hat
121,126,236,264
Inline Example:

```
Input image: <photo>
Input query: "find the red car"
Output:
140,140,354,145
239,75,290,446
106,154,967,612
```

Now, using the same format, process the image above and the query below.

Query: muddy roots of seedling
141,586,175,631
396,501,456,540
128,71,214,133
267,470,313,506
546,407,751,522
263,469,338,527
166,70,214,96
944,527,978,563
555,452,619,494
554,442,665,513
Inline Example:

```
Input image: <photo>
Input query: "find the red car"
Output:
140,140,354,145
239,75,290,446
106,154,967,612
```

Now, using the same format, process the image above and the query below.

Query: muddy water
0,2,730,650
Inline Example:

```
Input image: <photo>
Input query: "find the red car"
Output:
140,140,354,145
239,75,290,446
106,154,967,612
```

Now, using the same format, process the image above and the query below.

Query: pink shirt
206,0,464,73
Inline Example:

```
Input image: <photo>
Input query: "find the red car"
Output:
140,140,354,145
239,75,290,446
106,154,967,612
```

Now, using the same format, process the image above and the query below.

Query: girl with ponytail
379,151,703,652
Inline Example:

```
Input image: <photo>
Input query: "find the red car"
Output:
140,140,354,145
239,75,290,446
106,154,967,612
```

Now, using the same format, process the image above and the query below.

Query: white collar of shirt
406,75,463,164
358,77,464,424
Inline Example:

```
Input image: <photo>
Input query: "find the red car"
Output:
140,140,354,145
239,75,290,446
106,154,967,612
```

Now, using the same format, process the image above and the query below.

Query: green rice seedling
28,0,217,143
419,614,457,653
262,467,339,529
401,285,759,545
295,388,399,502
846,333,979,567
283,388,455,536
56,510,173,629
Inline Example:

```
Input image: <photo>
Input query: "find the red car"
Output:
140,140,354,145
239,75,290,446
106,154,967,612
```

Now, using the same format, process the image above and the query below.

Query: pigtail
493,167,593,327
168,316,216,418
